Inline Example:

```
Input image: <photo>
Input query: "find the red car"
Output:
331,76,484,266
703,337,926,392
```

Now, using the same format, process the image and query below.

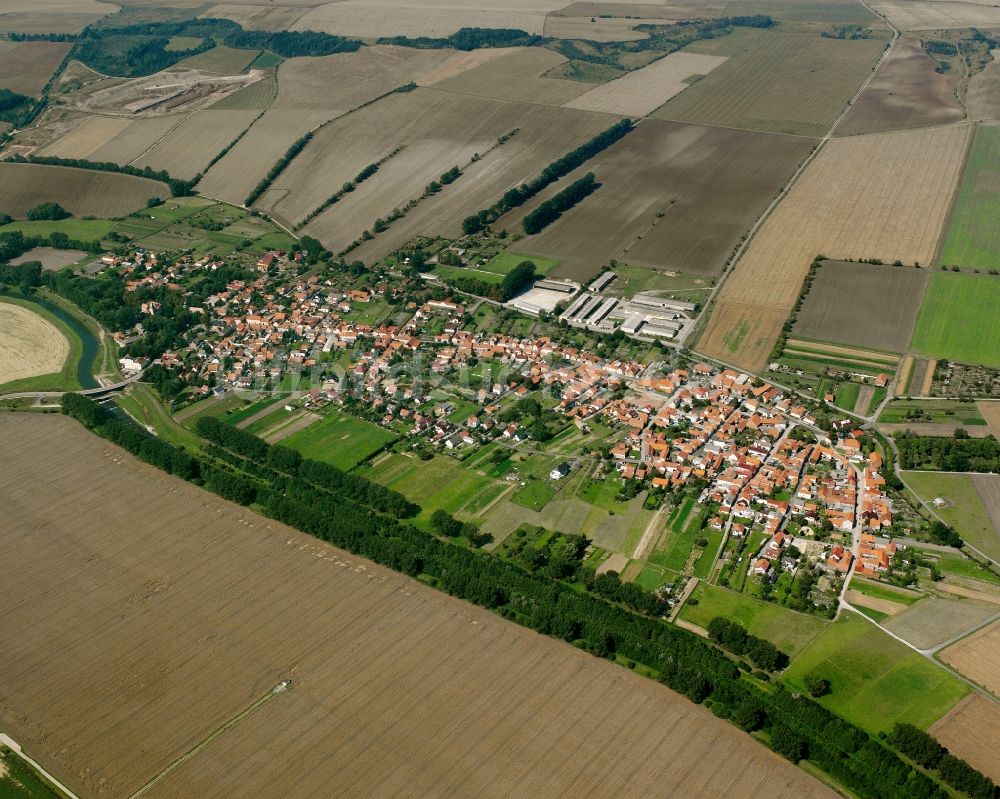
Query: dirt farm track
0,414,835,799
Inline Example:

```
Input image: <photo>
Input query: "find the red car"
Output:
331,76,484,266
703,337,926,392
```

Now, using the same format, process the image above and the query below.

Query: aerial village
99,242,914,616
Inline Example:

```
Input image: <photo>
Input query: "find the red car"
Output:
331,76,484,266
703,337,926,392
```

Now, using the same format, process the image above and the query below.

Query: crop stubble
939,617,1000,696
0,302,69,385
563,51,728,117
930,694,1000,783
0,162,169,218
698,124,971,370
0,414,837,799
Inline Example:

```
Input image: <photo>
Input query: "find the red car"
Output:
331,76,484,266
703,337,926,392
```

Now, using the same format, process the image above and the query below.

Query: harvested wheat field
273,46,460,112
0,0,112,34
292,89,616,251
698,124,971,370
493,119,813,282
36,114,134,159
77,115,190,165
0,162,168,218
290,0,563,38
0,303,68,385
0,41,72,97
428,48,590,106
835,37,964,136
654,28,887,136
200,3,312,30
967,49,1000,121
977,404,1000,439
930,694,1000,783
346,101,614,264
563,51,728,117
940,617,1000,696
790,261,929,352
0,413,837,799
133,109,260,179
197,109,332,204
870,0,1000,28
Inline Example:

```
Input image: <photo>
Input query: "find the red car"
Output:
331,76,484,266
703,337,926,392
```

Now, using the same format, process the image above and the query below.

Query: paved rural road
691,0,900,350
0,733,81,799
0,371,143,402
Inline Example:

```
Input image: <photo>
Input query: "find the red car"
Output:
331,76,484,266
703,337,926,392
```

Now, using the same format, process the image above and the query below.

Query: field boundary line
128,681,291,799
691,3,900,356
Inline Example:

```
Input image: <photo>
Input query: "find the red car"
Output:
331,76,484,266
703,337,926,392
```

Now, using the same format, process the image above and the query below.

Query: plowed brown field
0,41,71,96
0,414,837,799
698,124,971,370
835,37,964,136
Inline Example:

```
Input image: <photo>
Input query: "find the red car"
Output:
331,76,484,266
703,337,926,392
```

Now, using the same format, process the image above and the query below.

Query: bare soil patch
0,162,168,218
698,124,971,371
845,589,907,616
0,302,69,385
836,37,964,136
0,41,72,97
0,413,837,799
791,260,929,352
880,422,995,438
495,119,813,283
939,617,1000,695
563,50,727,117
930,694,1000,783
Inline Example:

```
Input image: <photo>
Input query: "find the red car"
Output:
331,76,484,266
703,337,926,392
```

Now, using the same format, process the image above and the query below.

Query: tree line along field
834,37,965,137
492,119,813,283
790,261,929,353
0,414,838,799
938,124,1000,270
698,123,972,371
0,163,169,219
292,90,616,256
653,27,889,137
909,271,1000,368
